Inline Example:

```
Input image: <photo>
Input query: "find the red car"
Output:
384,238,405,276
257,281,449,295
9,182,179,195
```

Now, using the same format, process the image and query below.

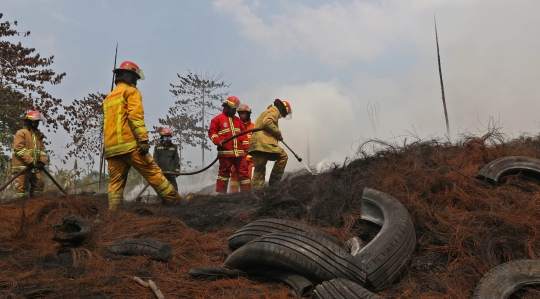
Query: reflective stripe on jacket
208,110,248,158
103,82,148,158
248,105,283,154
153,142,181,172
12,127,47,171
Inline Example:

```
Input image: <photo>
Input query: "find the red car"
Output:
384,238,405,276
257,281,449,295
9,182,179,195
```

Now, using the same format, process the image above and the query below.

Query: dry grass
2,131,540,298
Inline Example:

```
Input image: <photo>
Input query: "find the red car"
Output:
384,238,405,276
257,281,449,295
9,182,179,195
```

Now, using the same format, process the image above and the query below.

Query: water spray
280,140,315,175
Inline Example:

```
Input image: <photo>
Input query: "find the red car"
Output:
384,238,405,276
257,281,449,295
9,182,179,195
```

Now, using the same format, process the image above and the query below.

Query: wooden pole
99,43,118,192
435,16,451,141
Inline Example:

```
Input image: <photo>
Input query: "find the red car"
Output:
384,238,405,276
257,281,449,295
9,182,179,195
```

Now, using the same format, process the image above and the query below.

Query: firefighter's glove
138,141,150,155
36,162,46,170
277,134,283,141
26,163,35,170
218,140,224,147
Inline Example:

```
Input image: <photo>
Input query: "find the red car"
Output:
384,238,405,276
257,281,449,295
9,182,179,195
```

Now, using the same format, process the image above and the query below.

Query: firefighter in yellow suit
11,110,48,198
103,61,181,211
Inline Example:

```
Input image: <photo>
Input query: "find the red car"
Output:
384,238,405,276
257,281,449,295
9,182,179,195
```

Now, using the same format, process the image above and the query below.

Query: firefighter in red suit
208,96,251,193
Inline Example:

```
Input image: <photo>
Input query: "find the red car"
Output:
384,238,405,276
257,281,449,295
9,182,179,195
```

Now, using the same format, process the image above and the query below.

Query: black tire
473,259,540,299
355,188,416,290
223,231,366,285
476,156,540,184
187,266,242,280
228,218,347,250
265,270,314,297
108,238,172,262
52,214,92,244
314,278,385,299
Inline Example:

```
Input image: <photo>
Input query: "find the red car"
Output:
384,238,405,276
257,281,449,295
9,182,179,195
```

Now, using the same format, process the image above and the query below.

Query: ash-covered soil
2,132,540,298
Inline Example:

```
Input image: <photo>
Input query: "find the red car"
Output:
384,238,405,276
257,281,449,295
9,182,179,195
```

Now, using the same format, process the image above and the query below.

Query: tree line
0,13,229,181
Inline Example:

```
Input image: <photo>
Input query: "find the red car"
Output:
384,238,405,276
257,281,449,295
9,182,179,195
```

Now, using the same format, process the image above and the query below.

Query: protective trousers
14,170,44,198
229,160,253,193
164,174,178,191
216,157,251,193
107,150,181,210
251,151,288,189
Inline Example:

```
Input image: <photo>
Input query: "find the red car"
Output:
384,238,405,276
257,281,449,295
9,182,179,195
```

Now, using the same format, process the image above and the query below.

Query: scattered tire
473,259,540,299
265,270,314,297
228,218,347,251
108,238,172,262
187,266,243,280
355,188,416,290
52,214,92,245
224,231,366,285
476,156,540,184
314,278,384,299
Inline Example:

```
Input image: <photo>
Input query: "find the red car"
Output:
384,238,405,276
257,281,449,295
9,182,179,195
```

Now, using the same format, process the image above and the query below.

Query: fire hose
134,128,263,200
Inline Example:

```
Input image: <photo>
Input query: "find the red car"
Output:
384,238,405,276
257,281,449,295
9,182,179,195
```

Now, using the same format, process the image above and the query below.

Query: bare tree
62,92,106,168
0,13,66,152
169,69,230,166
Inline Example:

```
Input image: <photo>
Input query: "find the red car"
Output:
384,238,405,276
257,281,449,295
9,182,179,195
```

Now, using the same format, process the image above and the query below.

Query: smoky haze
1,0,538,176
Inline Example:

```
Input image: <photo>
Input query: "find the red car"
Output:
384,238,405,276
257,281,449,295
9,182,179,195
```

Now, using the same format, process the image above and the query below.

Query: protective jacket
208,110,248,158
12,127,47,171
103,82,148,158
249,105,283,154
153,142,180,172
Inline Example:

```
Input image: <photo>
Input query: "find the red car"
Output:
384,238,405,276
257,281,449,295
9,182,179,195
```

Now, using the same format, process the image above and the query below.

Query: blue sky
2,0,540,177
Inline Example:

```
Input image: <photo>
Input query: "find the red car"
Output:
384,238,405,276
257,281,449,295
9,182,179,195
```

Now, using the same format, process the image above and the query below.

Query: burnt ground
2,132,540,298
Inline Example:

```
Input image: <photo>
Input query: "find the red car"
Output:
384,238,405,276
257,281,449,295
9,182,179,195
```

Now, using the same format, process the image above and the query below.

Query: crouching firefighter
208,96,251,193
103,60,181,211
11,110,48,198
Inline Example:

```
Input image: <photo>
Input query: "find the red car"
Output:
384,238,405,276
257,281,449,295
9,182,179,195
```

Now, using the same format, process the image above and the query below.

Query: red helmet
23,110,43,121
114,61,145,80
223,96,241,109
160,127,172,136
237,103,251,112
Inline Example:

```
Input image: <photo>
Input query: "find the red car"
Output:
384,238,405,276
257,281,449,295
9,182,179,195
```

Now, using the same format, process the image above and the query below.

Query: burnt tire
228,218,347,250
265,270,314,297
108,238,172,262
52,214,92,245
314,278,384,299
473,259,540,299
355,188,416,290
223,231,366,285
476,156,540,184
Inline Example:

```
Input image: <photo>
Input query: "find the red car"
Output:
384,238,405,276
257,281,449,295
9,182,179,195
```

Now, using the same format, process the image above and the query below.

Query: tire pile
190,187,417,298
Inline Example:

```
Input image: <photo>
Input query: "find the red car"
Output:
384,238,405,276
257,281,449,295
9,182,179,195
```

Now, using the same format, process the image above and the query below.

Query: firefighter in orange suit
11,110,47,198
229,103,254,193
103,60,181,210
208,96,251,193
248,99,292,189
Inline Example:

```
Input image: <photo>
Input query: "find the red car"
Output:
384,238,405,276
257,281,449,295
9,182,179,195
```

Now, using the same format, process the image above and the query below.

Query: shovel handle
280,140,302,162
